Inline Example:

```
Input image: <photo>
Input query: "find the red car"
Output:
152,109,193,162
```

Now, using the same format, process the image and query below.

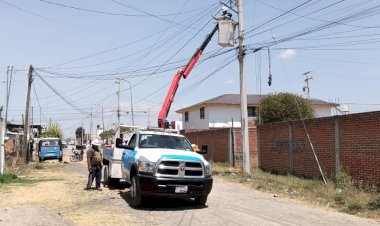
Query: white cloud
278,49,296,59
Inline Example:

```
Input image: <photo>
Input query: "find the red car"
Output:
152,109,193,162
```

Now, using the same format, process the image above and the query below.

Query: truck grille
155,160,204,178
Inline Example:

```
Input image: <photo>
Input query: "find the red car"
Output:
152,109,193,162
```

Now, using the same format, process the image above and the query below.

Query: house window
185,112,189,122
247,107,256,117
200,107,205,119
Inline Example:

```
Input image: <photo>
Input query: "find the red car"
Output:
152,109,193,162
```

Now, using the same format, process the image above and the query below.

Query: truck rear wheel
103,165,109,185
103,165,119,187
194,195,208,206
130,175,142,208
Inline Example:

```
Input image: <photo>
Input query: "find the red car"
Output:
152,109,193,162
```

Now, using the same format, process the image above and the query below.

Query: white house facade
176,94,338,130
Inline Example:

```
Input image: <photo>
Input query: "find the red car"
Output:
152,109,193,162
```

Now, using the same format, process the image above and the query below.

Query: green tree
259,92,315,123
41,124,63,139
100,129,115,141
75,127,85,139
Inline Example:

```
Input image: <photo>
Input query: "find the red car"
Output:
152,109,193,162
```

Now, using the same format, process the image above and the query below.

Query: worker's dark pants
86,167,101,189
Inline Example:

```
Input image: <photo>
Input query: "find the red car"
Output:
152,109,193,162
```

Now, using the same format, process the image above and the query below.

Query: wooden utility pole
237,0,250,174
22,65,33,163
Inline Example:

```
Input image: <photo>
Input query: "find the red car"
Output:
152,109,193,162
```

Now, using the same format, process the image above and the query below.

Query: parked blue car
38,138,63,162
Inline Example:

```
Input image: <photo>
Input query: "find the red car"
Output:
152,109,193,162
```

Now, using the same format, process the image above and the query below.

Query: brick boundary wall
258,111,380,187
182,127,258,165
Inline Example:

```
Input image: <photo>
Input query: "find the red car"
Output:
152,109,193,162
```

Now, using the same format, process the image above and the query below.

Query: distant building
176,94,338,130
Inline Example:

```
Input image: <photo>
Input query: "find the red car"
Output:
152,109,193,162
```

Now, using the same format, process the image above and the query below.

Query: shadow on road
106,181,130,190
118,191,208,211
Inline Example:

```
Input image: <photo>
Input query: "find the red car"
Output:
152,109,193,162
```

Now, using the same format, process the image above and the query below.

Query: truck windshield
138,134,193,151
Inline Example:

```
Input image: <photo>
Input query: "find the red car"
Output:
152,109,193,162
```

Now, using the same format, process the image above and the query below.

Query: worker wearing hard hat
85,139,103,191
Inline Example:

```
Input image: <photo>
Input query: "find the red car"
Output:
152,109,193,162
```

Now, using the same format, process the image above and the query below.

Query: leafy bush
367,196,380,210
336,171,352,190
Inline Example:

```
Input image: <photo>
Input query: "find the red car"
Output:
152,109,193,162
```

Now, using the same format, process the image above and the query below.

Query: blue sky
1,0,380,138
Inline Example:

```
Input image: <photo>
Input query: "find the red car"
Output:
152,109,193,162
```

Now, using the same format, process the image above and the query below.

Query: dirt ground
0,148,379,226
0,156,145,225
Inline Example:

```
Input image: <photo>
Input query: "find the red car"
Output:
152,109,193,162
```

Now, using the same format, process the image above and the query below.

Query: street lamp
94,104,105,131
125,81,135,126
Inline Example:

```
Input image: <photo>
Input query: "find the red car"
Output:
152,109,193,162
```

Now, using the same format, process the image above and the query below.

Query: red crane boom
158,24,219,128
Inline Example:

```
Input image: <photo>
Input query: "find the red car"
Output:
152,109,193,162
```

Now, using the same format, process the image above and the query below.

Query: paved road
62,147,379,226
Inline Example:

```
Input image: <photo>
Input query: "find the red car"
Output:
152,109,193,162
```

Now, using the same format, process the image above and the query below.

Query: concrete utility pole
101,106,104,131
22,65,33,163
237,0,251,174
94,104,105,131
5,66,14,131
90,106,93,141
125,81,134,126
115,77,121,125
0,117,5,175
303,71,313,99
81,123,84,145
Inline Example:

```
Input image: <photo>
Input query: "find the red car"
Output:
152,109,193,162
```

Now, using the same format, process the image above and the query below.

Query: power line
33,71,88,115
0,0,57,23
38,0,215,17
244,0,314,36
109,0,202,30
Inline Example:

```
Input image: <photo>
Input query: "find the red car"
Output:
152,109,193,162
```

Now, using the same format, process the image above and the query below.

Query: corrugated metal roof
176,94,338,113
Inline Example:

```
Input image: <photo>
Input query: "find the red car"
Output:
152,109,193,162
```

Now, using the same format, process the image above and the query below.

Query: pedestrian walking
85,139,103,191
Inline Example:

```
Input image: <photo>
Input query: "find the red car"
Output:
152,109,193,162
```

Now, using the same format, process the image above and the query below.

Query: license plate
175,186,188,193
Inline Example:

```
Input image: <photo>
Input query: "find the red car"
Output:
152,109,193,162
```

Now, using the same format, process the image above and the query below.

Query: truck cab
120,130,213,207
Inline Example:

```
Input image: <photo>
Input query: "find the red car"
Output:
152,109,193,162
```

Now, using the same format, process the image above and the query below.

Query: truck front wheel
130,175,142,208
194,195,208,206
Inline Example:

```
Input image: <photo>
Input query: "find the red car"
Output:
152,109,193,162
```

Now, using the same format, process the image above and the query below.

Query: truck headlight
138,162,155,174
204,164,212,176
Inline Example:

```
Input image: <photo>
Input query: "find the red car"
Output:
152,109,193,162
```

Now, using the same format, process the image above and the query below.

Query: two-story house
176,94,338,130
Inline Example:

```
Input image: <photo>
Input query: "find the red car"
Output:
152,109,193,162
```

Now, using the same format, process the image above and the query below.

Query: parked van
38,137,63,162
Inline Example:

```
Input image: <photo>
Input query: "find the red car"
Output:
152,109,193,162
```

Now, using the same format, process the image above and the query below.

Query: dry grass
212,162,380,219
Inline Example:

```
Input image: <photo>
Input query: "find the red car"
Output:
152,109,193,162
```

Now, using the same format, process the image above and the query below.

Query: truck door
121,134,138,182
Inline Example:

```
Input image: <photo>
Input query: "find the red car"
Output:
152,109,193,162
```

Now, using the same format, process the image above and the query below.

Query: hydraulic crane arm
158,24,219,128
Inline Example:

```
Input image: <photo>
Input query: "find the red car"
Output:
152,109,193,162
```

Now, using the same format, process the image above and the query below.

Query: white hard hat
91,139,100,146
222,6,228,12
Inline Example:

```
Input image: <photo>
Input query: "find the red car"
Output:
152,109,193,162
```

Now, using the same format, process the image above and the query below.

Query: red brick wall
291,119,336,179
183,128,230,162
234,127,258,166
339,112,380,186
258,122,289,174
258,111,380,186
182,127,258,164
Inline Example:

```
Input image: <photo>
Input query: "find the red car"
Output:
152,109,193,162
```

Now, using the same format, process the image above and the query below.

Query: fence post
334,117,340,178
257,126,261,168
288,122,294,174
228,128,233,167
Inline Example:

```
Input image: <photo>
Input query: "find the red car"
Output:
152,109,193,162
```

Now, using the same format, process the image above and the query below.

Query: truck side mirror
116,138,133,150
116,138,123,148
197,145,208,154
